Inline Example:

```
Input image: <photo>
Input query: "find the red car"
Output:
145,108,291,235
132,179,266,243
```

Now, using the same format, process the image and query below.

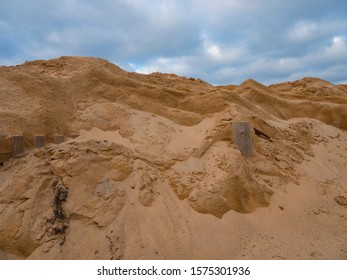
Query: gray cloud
0,0,346,84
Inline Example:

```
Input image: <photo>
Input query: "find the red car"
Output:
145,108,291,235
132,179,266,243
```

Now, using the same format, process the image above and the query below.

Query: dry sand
0,56,346,260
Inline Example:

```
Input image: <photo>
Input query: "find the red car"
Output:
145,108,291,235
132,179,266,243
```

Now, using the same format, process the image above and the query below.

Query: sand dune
0,56,346,259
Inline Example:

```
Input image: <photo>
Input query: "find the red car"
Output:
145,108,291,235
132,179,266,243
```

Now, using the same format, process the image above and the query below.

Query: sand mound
0,57,346,259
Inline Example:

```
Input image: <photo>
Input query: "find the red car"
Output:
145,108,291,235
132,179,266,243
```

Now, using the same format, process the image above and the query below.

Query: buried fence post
54,135,65,144
12,135,25,157
34,135,45,148
232,121,253,158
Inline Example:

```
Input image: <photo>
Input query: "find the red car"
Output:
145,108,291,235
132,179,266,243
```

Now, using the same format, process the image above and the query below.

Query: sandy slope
0,56,346,259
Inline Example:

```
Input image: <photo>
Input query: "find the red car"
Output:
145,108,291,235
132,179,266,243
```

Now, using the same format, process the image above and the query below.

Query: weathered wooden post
232,121,253,158
12,135,25,157
54,135,65,144
34,135,45,148
333,120,340,129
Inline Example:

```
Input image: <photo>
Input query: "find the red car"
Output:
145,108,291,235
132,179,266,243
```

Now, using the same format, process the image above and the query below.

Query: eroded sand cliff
0,57,346,259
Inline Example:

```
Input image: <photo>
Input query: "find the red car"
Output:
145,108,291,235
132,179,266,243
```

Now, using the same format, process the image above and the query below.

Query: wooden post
34,135,45,148
12,135,25,157
232,121,253,158
333,120,340,129
54,135,64,144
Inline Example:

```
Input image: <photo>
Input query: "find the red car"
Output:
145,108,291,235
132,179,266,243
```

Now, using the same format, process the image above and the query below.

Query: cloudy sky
1,0,346,85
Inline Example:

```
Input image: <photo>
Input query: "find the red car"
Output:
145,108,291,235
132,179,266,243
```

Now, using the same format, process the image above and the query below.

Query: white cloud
200,32,223,60
288,21,319,42
323,36,347,60
135,56,192,76
206,44,223,60
134,31,249,81
199,31,247,63
287,19,347,44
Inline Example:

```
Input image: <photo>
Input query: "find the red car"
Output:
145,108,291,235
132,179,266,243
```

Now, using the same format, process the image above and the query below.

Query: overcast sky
1,0,346,85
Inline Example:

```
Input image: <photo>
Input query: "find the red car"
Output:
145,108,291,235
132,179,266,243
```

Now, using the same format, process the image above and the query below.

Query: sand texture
0,56,346,260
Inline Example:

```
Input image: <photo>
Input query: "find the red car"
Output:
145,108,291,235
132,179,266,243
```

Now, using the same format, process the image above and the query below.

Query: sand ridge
0,56,346,259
